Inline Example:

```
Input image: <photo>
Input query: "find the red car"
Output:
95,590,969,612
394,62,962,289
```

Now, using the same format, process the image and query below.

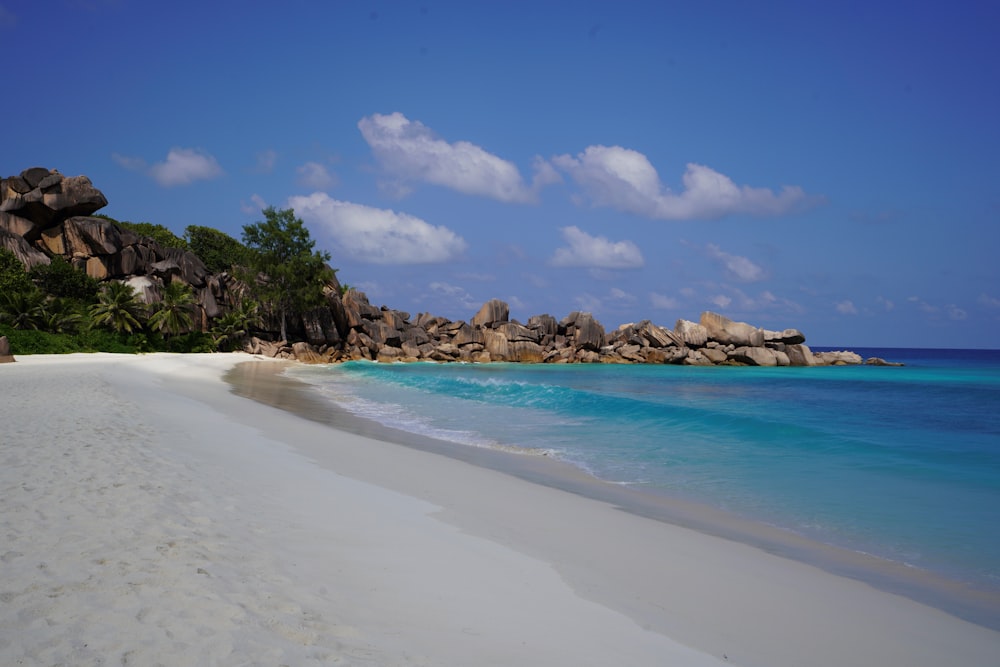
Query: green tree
211,300,260,352
0,248,33,295
40,296,85,334
241,207,332,342
29,255,101,302
184,225,250,274
0,286,48,330
148,281,197,337
105,217,190,251
90,281,145,335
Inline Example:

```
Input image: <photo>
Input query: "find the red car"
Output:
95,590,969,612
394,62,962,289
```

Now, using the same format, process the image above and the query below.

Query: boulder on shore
0,335,14,363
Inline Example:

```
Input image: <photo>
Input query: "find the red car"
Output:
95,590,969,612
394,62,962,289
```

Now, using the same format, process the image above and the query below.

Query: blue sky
3,1,998,348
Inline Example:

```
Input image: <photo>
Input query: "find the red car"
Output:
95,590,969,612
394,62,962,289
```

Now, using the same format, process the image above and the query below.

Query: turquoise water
287,348,1000,591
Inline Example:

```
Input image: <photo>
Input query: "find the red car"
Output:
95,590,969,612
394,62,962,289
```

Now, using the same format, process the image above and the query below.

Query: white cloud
114,147,223,186
978,293,1000,309
947,305,967,320
550,226,644,269
876,296,895,311
240,194,268,215
705,244,765,282
358,112,545,203
254,150,277,173
289,192,467,264
552,145,820,220
908,296,938,314
650,292,680,310
573,292,604,313
149,148,223,186
836,300,858,315
711,294,733,309
609,287,636,303
297,161,336,190
112,152,147,172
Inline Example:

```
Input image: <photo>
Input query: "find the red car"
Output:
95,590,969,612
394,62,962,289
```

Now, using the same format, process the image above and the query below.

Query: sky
3,1,998,348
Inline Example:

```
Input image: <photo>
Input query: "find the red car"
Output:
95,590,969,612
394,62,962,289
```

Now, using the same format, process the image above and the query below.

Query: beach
1,354,997,666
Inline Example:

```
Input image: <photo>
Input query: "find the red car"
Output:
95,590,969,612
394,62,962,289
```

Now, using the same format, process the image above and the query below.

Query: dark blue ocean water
288,348,1000,590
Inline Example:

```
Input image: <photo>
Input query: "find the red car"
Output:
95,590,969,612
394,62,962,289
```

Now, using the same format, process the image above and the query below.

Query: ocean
285,348,1000,603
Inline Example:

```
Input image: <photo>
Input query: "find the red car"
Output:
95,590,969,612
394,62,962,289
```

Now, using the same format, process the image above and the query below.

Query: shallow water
287,348,1000,594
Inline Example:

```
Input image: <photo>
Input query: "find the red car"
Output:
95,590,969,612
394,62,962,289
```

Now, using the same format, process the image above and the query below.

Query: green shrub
184,225,250,273
29,256,101,302
0,248,33,294
105,217,190,251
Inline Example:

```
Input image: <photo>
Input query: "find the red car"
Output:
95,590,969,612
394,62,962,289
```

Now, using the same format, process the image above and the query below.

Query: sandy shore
1,353,997,666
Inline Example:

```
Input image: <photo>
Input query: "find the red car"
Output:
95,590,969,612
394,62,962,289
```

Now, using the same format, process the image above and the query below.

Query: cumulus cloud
254,150,277,173
711,294,733,309
289,192,466,264
296,161,337,190
551,145,820,220
358,112,547,203
114,147,223,186
705,244,765,282
550,226,644,269
240,194,268,215
148,148,223,187
836,300,858,315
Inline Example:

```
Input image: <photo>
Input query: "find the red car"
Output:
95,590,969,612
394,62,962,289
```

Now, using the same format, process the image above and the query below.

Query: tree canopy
241,207,332,341
184,225,250,274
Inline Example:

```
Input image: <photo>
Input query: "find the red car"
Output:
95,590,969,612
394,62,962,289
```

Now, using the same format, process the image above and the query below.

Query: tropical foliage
28,255,100,302
148,281,196,337
89,281,145,335
241,207,332,341
0,207,342,355
184,225,250,274
96,215,190,251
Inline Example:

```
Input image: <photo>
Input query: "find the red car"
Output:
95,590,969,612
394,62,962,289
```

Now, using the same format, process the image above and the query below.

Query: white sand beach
1,353,997,666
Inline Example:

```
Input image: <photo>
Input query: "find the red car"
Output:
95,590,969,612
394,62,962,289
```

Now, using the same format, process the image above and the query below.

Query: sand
1,353,997,666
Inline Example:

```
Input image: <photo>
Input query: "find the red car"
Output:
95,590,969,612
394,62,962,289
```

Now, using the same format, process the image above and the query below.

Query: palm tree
211,300,260,351
89,281,145,334
0,287,48,330
40,296,84,334
148,281,196,337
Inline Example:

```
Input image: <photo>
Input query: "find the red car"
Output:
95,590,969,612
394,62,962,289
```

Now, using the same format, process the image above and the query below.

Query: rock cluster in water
2,167,876,366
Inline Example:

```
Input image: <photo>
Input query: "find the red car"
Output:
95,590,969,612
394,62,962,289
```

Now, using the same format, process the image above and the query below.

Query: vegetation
148,281,196,337
241,207,332,341
211,299,260,352
89,281,146,335
184,225,250,273
96,214,190,251
0,203,342,355
28,256,100,302
0,248,33,295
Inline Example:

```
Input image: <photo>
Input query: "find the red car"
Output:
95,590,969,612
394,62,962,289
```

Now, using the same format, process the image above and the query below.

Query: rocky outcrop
2,166,878,367
1,167,241,329
1,168,107,232
0,335,13,363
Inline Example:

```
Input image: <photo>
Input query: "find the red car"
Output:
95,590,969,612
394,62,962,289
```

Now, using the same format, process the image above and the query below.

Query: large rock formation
0,335,14,363
2,167,877,367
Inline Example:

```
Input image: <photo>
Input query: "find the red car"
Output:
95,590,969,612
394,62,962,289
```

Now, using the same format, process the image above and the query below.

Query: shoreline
232,360,1000,632
2,353,998,666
